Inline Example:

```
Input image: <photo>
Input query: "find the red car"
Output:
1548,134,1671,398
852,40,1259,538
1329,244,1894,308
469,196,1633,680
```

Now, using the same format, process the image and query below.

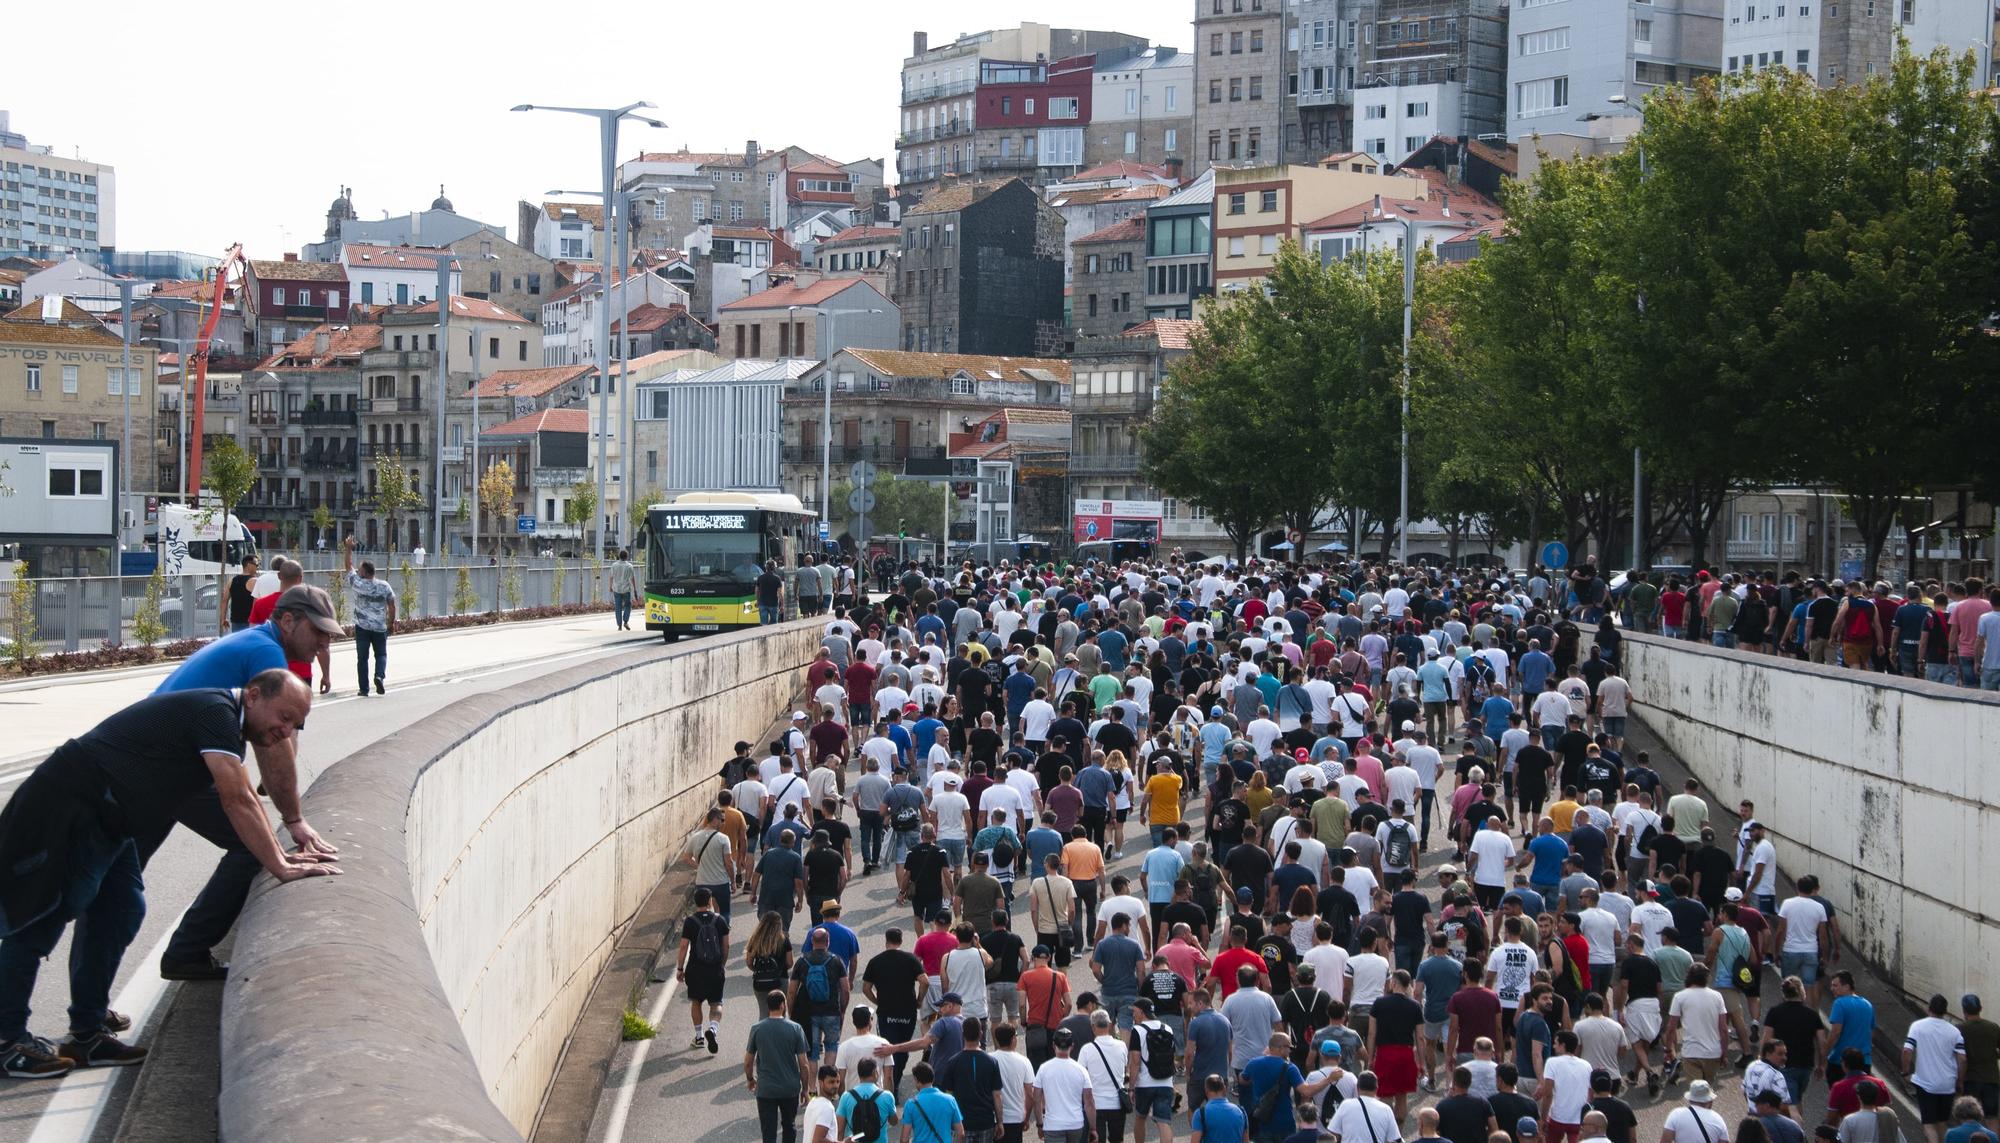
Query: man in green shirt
1960,995,1999,1122
744,989,810,1143
1625,572,1661,635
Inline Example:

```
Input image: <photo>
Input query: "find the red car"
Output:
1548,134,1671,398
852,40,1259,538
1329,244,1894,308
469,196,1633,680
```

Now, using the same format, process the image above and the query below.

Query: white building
18,255,151,315
530,202,604,262
1507,1,1724,143
1351,83,1463,166
1,111,115,261
539,270,692,367
1298,191,1507,264
338,245,462,308
1723,0,1993,86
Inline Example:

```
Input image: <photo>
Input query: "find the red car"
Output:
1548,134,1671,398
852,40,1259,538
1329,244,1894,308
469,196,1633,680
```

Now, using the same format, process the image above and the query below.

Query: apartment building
0,111,115,261
1144,170,1217,320
1071,217,1147,339
1508,0,1723,142
1723,0,1991,86
1086,47,1198,171
1210,161,1431,293
1192,0,1299,175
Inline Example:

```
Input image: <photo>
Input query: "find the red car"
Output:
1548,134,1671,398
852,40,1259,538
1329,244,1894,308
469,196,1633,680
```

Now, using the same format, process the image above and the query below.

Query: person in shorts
674,888,730,1055
1125,998,1179,1132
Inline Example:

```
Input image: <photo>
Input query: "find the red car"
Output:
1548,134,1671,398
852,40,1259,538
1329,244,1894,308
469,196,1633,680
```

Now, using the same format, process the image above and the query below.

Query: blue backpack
803,953,834,1004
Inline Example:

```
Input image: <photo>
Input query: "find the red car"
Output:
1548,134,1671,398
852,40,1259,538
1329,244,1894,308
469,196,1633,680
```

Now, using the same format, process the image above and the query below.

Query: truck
155,502,258,579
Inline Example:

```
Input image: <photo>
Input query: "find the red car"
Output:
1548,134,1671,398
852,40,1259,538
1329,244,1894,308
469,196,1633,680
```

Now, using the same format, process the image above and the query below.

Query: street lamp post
790,304,883,539
1360,213,1417,568
117,280,136,547
432,256,454,556
1608,92,1646,567
512,101,666,559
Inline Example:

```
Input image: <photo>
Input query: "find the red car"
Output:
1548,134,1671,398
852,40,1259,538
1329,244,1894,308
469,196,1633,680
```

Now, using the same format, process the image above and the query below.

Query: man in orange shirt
1061,827,1106,953
1140,757,1184,848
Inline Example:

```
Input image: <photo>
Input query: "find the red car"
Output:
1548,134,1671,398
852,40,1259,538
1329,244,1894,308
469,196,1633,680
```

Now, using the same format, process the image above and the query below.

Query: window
25,364,39,392
1208,131,1222,160
1210,79,1222,103
1126,90,1138,114
1165,128,1178,152
1230,78,1243,101
61,365,78,393
528,272,542,294
1228,237,1245,257
1366,104,1387,120
489,270,502,294
1086,254,1101,274
1251,29,1264,52
1049,97,1080,119
730,201,745,221
1230,32,1243,53
1367,137,1388,155
1087,294,1099,317
1229,193,1247,215
46,456,106,498
1406,101,1430,117
519,341,528,361
1518,27,1570,55
40,420,54,438
90,421,106,439
1260,234,1278,255
1249,76,1264,100
1125,131,1137,153
1405,136,1425,153
1515,76,1569,116
1260,190,1278,212
1635,60,1681,84
1210,32,1223,55
1729,55,1740,70
1797,48,1811,66
1025,98,1034,115
1164,85,1177,111
1001,96,1012,115
1634,18,1653,43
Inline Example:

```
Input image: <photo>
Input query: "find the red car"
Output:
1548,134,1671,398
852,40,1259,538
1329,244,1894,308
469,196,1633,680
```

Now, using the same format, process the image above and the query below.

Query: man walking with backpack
789,927,850,1067
1125,998,1181,1143
675,887,730,1055
838,1058,899,1143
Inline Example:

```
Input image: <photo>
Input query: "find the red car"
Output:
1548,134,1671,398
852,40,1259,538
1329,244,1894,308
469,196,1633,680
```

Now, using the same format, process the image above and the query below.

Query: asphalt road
585,714,1927,1143
0,613,662,1143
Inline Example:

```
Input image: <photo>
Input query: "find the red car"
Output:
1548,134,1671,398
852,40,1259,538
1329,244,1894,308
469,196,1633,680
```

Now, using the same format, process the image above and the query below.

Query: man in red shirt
1204,923,1270,999
808,707,849,768
844,657,878,728
244,557,330,691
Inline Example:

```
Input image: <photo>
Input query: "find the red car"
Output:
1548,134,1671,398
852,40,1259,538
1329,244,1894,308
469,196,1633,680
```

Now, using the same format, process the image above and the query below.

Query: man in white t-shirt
1772,877,1832,1007
1536,1030,1595,1138
1903,994,1968,1143
801,1064,843,1143
930,777,971,868
1665,964,1729,1083
1468,817,1518,910
1327,1072,1405,1143
1742,821,1779,914
833,1007,893,1089
1661,1082,1730,1143
1628,888,1674,953
1030,1029,1094,1136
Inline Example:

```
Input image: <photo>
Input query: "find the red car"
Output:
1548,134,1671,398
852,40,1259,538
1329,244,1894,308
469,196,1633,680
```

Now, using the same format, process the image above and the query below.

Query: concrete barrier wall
219,621,822,1142
1622,632,2000,1011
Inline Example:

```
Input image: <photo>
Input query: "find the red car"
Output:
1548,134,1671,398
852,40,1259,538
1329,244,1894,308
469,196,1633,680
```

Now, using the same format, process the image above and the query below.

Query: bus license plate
691,623,720,632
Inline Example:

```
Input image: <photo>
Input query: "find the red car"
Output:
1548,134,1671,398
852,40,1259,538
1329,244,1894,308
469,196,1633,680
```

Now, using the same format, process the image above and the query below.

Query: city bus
638,491,817,641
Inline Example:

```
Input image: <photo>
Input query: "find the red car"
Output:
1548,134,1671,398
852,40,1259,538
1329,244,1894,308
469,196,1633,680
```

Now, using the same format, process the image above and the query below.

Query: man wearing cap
244,558,331,688
1662,1081,1728,1143
146,584,346,980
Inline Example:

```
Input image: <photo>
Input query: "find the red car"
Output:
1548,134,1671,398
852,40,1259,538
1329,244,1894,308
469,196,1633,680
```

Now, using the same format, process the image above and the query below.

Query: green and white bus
638,491,817,641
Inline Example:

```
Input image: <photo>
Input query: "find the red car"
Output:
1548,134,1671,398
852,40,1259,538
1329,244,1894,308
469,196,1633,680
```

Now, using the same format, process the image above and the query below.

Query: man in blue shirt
1827,971,1875,1070
1098,625,1129,672
1525,821,1570,914
1075,757,1117,850
1239,1033,1333,1142
1200,717,1233,788
885,710,915,771
1140,839,1185,939
1005,659,1038,728
900,1061,963,1143
1190,1073,1249,1143
912,710,946,760
1518,642,1555,698
1090,914,1146,1031
150,585,344,979
1187,988,1235,1089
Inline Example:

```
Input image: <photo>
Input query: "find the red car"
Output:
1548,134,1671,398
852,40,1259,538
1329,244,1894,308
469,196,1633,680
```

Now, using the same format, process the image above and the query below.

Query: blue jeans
1712,632,1737,649
1533,883,1560,915
354,626,388,690
1663,625,1682,639
1925,663,1956,684
698,883,732,924
1983,668,2000,692
1782,1066,1813,1106
0,826,145,1043
1104,991,1137,1032
759,604,782,625
1540,726,1563,751
1149,824,1174,848
612,591,632,627
1419,788,1436,848
939,838,967,869
1960,660,1981,687
807,1012,841,1062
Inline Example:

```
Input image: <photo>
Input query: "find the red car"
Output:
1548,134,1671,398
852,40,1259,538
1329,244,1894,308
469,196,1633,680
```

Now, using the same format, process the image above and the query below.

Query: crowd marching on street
671,554,2000,1143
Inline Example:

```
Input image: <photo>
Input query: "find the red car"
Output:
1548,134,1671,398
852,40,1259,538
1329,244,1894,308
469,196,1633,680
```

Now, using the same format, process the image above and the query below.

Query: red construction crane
186,244,249,498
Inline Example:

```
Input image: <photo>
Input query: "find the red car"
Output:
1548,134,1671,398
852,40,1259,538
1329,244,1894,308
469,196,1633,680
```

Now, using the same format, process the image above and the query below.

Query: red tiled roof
472,364,593,398
718,277,872,312
247,259,348,283
843,348,1070,386
1120,318,1199,350
259,323,385,369
542,202,606,225
789,157,848,176
344,244,457,270
1068,160,1178,183
410,295,530,323
484,407,589,436
1074,216,1146,246
149,279,217,301
611,302,694,333
1299,195,1504,232
1319,151,1375,166
821,225,899,245
711,226,778,241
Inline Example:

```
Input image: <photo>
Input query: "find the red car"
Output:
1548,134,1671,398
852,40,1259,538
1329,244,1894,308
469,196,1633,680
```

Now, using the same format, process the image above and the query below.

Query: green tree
203,437,257,541
478,461,516,557
309,503,335,553
325,568,349,625
398,558,420,619
551,556,567,606
6,565,37,669
564,480,599,550
372,457,419,555
451,564,478,615
133,562,169,647
1141,310,1274,561
500,559,522,611
629,488,661,541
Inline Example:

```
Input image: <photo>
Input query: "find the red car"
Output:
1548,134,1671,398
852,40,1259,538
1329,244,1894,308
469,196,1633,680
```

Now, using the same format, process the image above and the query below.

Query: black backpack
848,1085,890,1141
1142,1023,1177,1080
890,799,922,832
1383,820,1414,870
689,912,725,965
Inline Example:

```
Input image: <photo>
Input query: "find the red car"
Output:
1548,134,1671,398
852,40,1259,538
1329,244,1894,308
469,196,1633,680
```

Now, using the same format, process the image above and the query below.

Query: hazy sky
7,2,1193,261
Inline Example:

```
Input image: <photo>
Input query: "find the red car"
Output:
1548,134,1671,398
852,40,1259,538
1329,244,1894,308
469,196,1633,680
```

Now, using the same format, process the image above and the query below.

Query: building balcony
355,495,429,513
1068,453,1142,475
532,466,590,487
362,396,423,413
301,408,358,427
240,490,302,509
897,121,971,146
360,442,428,459
976,155,1038,172
780,443,947,467
250,409,281,426
1724,539,1802,562
303,451,355,472
283,303,334,319
902,78,977,104
1072,391,1154,414
360,350,435,369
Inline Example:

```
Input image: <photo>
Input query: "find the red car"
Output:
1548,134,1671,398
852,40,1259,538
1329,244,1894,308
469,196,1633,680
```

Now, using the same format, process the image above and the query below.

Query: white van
156,502,258,578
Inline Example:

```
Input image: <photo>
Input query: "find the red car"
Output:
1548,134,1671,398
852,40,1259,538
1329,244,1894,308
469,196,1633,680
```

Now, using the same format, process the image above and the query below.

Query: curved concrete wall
219,622,821,1142
1623,632,2000,1011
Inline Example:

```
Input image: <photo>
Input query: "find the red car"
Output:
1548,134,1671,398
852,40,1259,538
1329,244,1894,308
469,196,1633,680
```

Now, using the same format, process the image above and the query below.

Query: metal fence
1,561,613,653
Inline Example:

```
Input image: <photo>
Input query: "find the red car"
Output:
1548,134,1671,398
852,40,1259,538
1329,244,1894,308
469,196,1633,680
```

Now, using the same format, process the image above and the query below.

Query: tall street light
512,101,665,558
790,303,883,536
550,184,675,538
1359,212,1417,568
1607,92,1646,568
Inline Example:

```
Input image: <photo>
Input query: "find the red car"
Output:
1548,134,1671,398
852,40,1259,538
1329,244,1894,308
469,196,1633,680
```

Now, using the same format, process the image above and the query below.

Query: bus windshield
649,529,763,586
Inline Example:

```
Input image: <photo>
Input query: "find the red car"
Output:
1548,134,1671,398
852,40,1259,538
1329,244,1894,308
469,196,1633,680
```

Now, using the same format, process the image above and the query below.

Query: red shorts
1544,1120,1582,1143
1374,1042,1419,1096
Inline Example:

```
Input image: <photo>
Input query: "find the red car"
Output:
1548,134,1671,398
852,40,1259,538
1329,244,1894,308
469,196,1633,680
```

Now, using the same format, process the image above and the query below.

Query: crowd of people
672,556,2000,1143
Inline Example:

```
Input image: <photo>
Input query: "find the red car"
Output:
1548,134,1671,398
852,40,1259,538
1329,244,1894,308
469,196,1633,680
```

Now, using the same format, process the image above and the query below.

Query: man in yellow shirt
1547,787,1583,835
1140,758,1185,848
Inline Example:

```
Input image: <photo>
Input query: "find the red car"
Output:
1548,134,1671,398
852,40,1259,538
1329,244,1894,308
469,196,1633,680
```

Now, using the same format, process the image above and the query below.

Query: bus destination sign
654,512,750,531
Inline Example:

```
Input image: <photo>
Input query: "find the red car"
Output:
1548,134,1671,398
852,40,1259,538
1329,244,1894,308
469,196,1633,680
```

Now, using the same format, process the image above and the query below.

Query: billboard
1072,498,1163,543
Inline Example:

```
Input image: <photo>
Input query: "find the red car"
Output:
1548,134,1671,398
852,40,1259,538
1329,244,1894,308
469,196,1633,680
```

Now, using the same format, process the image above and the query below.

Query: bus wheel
662,631,678,644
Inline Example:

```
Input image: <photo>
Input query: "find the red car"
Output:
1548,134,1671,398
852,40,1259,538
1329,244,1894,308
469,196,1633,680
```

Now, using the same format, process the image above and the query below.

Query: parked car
157,583,220,633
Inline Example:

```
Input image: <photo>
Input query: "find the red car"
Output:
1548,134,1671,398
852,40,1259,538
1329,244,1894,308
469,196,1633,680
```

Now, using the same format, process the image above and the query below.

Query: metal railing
1,562,612,655
360,442,428,459
301,409,359,427
901,78,977,104
362,396,423,413
1723,539,1803,562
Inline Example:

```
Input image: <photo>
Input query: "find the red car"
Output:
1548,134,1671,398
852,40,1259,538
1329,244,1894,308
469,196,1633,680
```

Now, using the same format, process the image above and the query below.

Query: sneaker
704,1028,719,1055
103,1010,131,1034
58,1031,147,1068
1663,1058,1682,1085
159,954,228,981
689,1033,706,1051
358,688,370,698
1647,1074,1662,1099
374,678,385,695
1,1037,73,1080
1419,1073,1436,1093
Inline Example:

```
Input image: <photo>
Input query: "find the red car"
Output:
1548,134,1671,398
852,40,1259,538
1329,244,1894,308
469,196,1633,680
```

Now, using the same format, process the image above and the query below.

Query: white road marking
598,964,683,1143
22,921,180,1143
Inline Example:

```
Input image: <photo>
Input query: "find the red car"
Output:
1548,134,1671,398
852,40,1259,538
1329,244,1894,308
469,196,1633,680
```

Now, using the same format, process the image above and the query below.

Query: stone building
0,298,157,485
899,179,1066,357
1070,217,1147,340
